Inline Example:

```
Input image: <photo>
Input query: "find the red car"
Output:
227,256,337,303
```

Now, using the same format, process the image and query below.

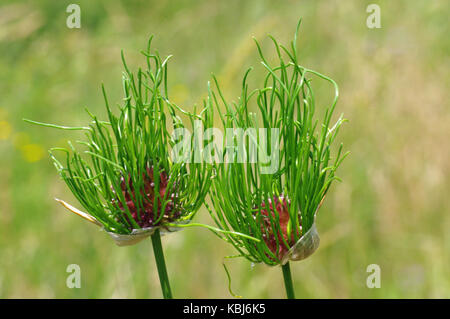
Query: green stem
151,229,173,299
281,262,295,299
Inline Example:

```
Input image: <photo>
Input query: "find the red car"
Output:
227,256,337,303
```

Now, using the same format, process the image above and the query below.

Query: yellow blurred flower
0,120,12,140
21,143,44,162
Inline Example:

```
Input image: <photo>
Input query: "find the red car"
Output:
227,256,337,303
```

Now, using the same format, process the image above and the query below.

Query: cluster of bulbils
113,166,180,229
257,195,299,260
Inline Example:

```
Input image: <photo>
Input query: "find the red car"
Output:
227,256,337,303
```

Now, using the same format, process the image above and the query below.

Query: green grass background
0,0,448,298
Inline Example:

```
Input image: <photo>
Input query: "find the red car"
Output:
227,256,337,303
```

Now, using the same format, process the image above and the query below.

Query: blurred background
0,0,448,298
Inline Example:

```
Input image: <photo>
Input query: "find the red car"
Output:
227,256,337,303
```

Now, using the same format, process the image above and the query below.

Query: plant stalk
151,229,173,299
281,262,295,299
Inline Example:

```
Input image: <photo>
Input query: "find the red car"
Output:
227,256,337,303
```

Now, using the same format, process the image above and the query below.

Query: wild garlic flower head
29,37,213,245
208,22,347,265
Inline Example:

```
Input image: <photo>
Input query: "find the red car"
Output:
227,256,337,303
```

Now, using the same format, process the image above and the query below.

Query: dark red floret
113,166,180,229
256,195,301,260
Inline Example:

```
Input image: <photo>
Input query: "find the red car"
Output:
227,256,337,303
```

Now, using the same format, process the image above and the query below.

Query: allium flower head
27,37,213,246
207,22,347,266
